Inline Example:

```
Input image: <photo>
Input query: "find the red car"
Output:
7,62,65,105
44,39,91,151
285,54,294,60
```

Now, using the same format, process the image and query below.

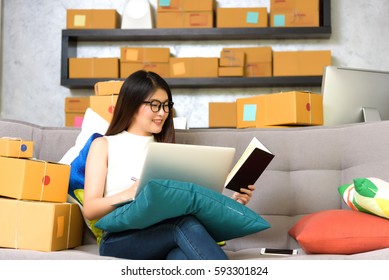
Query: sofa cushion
338,177,389,219
95,179,271,242
288,209,389,254
59,108,109,165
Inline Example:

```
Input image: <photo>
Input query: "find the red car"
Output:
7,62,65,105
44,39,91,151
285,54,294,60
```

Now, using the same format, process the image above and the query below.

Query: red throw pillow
288,209,389,254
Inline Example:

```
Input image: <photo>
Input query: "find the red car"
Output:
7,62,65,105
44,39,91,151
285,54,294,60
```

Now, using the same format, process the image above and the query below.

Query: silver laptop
137,142,236,195
113,142,236,207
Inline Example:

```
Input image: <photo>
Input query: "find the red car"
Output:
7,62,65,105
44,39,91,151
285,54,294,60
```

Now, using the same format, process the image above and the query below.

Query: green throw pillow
95,179,271,242
338,177,389,219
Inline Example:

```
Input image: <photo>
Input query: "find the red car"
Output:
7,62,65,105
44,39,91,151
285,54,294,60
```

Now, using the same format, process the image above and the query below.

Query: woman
83,70,255,260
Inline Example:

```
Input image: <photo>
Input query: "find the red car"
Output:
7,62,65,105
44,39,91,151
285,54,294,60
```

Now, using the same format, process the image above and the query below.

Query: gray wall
1,0,389,127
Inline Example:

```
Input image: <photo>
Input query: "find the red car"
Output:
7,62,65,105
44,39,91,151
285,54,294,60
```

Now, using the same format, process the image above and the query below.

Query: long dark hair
105,70,175,143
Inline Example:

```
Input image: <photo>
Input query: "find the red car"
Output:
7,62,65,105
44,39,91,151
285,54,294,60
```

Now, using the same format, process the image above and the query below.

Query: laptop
112,142,236,206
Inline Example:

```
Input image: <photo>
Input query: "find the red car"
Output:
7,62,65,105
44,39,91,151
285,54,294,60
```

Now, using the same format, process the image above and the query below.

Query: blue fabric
68,132,103,203
68,132,103,244
95,179,271,242
99,215,229,260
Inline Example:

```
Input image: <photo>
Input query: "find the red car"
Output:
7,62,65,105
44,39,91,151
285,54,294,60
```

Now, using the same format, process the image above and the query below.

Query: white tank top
104,130,155,197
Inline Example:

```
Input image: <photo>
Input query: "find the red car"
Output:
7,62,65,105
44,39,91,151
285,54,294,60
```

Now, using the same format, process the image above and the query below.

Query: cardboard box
169,57,219,78
120,47,170,63
0,198,83,252
157,11,214,28
65,97,90,113
69,58,119,79
220,49,245,67
65,112,85,128
66,9,120,29
270,0,319,27
273,50,331,76
157,0,215,12
0,138,33,159
223,47,273,77
217,8,268,28
94,81,124,96
209,102,237,128
120,62,170,78
0,157,70,203
218,67,244,77
89,95,118,123
236,91,323,128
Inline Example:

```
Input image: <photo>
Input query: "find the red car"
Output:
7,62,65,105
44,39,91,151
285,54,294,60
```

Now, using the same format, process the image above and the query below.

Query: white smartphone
260,248,298,256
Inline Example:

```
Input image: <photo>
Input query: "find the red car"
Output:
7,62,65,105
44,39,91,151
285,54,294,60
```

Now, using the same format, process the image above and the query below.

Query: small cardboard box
236,91,323,128
66,9,120,29
89,95,118,123
218,67,244,77
223,47,273,77
94,81,124,96
0,157,70,203
273,50,331,76
65,97,90,113
217,8,268,28
157,11,214,28
0,138,34,159
270,0,319,27
220,49,245,67
0,198,83,252
169,57,219,78
157,0,215,12
120,47,170,63
120,62,170,78
65,113,85,128
69,58,119,79
209,102,237,128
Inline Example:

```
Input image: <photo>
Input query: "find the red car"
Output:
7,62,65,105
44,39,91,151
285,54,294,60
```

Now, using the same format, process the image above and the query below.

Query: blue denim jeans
99,215,228,260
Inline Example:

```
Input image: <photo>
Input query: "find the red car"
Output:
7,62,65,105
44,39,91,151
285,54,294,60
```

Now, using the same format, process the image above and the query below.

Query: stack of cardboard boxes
120,47,170,78
209,91,324,128
0,138,83,252
65,80,122,127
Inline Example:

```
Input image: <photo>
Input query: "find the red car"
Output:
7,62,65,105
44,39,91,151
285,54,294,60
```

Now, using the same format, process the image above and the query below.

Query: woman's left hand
231,185,256,205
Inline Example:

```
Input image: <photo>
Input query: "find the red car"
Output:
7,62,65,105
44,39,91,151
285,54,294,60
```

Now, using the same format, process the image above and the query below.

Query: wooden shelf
61,76,323,89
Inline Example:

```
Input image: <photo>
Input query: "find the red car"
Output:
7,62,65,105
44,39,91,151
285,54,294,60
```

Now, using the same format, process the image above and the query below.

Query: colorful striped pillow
338,177,389,219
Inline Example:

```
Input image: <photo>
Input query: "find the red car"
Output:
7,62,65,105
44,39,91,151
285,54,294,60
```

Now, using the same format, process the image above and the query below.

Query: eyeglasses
143,100,174,113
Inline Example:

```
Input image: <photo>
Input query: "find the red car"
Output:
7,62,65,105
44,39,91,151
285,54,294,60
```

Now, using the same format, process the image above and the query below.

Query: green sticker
160,0,170,7
274,14,285,27
243,104,257,121
246,12,259,24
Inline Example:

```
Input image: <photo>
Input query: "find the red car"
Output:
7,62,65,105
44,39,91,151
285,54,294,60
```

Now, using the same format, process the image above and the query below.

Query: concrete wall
1,0,389,127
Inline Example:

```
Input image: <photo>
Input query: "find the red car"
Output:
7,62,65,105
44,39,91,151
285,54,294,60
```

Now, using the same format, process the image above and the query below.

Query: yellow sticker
125,49,139,61
56,216,64,238
74,15,86,27
173,62,186,76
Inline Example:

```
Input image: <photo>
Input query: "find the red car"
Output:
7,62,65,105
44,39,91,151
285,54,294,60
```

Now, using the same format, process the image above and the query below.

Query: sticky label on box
246,12,259,24
173,62,186,76
125,49,139,61
57,216,64,238
74,15,86,27
74,116,84,128
274,14,285,27
160,0,171,7
243,104,257,121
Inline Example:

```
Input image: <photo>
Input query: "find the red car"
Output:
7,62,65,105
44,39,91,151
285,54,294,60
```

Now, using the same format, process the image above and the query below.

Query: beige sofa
1,118,389,260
